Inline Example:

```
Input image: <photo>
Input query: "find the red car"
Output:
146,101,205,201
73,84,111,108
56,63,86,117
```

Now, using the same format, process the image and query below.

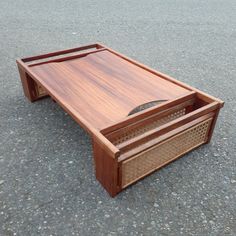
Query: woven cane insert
36,84,47,97
121,118,212,188
113,108,186,145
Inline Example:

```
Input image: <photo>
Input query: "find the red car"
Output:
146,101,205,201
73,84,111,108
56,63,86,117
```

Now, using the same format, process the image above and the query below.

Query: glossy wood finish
16,43,224,197
27,50,189,130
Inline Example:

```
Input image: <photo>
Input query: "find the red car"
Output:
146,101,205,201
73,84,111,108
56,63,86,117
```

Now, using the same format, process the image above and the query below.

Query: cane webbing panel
121,118,212,188
37,84,47,97
113,108,186,145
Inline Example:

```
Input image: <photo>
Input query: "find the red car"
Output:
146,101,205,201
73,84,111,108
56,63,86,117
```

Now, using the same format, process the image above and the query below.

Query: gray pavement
0,0,236,235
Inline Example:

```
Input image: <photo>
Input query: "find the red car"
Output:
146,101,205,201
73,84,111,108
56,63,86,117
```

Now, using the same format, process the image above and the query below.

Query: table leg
17,65,47,102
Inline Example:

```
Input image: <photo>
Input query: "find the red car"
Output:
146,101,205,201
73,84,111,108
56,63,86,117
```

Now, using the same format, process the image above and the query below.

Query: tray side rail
21,43,104,64
116,101,220,154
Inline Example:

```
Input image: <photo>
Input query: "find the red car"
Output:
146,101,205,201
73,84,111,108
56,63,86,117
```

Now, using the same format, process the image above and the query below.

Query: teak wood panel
28,50,190,130
16,43,224,197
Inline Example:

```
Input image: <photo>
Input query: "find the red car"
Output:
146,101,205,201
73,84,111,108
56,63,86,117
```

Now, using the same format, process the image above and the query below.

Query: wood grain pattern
99,43,224,108
16,43,224,197
28,50,190,130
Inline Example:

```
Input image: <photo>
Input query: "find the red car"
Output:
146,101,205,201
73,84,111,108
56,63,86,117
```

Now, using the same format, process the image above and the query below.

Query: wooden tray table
16,43,224,197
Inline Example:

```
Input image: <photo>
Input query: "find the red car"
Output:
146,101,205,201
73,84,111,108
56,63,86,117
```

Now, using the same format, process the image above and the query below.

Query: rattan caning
121,118,212,188
36,84,47,97
113,108,186,145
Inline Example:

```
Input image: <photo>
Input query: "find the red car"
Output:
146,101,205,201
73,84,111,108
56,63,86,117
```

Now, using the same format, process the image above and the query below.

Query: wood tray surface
28,49,190,130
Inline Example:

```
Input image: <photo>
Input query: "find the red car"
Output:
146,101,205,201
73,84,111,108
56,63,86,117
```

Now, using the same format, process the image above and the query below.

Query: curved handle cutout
128,100,167,116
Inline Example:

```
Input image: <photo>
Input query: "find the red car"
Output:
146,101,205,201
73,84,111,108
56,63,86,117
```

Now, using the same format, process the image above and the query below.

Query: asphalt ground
0,0,235,235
